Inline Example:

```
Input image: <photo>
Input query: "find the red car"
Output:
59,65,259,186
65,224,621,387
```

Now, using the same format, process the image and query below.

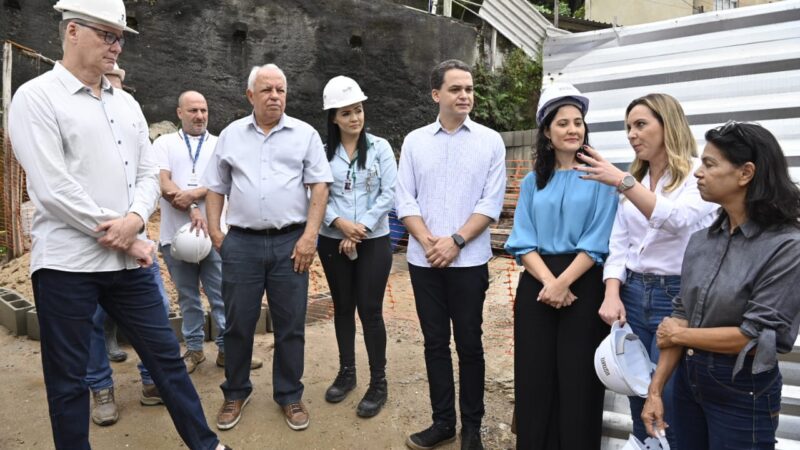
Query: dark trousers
318,235,391,379
31,268,218,450
514,254,608,450
219,227,308,405
674,350,782,450
408,263,489,430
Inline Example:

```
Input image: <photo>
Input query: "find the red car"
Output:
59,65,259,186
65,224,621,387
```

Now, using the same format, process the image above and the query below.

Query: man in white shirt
203,64,332,432
155,91,263,374
7,1,226,449
396,59,506,450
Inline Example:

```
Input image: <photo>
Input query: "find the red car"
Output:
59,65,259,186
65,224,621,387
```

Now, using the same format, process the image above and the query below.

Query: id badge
187,173,199,187
344,179,352,192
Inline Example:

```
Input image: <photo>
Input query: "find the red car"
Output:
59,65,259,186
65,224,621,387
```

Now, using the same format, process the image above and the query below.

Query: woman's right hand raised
598,293,626,325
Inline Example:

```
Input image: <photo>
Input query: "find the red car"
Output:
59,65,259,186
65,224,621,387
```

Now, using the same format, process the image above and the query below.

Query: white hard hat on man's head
536,81,589,125
54,0,138,34
171,223,212,264
322,76,368,111
594,321,655,398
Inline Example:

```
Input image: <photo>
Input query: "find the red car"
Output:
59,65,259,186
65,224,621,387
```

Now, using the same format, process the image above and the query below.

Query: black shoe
325,366,356,403
460,427,483,450
406,423,456,450
356,378,387,418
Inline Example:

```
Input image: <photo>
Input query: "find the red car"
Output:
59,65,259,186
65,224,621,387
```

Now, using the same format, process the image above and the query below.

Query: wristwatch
451,233,466,249
617,173,636,193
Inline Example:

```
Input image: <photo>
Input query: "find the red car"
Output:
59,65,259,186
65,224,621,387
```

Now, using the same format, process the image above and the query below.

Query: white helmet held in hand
594,321,655,397
322,76,368,110
171,223,212,263
536,81,589,125
622,434,670,450
54,0,138,34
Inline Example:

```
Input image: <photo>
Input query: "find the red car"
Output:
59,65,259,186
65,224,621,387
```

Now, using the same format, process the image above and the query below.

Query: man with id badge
154,91,263,374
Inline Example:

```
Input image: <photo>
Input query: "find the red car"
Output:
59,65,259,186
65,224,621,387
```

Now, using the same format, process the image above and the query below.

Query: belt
230,223,305,236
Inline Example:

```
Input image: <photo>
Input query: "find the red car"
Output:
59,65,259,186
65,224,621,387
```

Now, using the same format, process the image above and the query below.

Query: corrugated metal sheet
479,0,569,60
542,0,800,177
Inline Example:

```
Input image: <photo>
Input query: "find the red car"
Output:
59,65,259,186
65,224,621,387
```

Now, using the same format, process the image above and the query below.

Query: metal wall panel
479,0,568,60
542,0,800,176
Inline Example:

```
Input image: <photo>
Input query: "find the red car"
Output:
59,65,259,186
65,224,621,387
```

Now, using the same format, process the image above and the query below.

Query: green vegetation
472,49,542,132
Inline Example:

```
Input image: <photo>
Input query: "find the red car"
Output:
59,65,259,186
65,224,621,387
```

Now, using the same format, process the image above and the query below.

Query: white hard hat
536,81,589,125
54,0,138,34
170,223,212,263
594,321,655,397
621,434,670,450
108,63,125,81
322,76,368,110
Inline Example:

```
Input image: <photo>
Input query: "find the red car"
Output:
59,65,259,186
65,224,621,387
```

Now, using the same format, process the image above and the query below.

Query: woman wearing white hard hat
642,123,800,448
575,94,717,447
317,76,397,418
505,82,618,449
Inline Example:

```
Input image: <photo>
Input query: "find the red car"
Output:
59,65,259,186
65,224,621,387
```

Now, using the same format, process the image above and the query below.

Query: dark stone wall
1,0,478,148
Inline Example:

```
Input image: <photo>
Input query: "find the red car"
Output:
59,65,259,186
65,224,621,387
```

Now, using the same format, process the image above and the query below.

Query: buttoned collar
427,115,473,135
709,215,761,238
53,62,113,96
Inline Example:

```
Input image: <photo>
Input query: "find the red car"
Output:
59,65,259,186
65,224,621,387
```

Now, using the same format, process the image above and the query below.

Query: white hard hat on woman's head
322,76,368,110
536,81,589,125
108,63,125,82
54,0,138,34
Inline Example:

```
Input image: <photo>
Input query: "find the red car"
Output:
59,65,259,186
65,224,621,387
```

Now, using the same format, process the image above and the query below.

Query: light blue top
321,133,397,239
505,169,618,265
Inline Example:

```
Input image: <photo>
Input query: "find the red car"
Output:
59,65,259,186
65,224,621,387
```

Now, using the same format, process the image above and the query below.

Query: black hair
533,104,590,190
430,59,472,91
326,108,368,169
705,123,800,229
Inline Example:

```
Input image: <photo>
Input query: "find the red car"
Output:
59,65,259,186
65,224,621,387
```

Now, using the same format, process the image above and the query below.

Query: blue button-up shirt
321,133,397,239
202,113,333,230
395,116,506,268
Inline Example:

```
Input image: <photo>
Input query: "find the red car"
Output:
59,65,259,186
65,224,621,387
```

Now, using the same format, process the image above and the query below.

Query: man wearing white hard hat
154,90,263,374
397,59,506,450
203,64,332,432
7,1,228,448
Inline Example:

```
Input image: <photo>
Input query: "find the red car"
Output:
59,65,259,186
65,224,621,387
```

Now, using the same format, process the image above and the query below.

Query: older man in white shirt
203,63,332,432
7,1,226,449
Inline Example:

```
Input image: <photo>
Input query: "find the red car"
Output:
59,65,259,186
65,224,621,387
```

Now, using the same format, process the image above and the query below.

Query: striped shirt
395,116,506,268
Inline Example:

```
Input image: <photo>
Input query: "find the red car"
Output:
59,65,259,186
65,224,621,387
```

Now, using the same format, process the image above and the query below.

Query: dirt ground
0,218,521,450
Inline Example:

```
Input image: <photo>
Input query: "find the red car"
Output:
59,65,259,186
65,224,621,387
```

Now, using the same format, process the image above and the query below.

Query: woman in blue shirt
317,76,397,418
505,83,617,450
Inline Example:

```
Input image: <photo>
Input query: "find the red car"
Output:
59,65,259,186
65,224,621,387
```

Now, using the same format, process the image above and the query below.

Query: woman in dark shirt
642,122,800,449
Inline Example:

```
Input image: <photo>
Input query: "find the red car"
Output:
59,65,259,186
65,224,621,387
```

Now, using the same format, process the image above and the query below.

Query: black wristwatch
451,233,466,249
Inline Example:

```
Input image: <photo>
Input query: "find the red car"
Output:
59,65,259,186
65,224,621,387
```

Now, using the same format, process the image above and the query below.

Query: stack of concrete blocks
0,287,35,336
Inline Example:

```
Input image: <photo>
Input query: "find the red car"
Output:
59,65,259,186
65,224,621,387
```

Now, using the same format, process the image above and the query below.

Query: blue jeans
621,271,680,449
85,259,170,389
160,244,225,352
219,227,308,405
674,349,781,450
31,267,218,450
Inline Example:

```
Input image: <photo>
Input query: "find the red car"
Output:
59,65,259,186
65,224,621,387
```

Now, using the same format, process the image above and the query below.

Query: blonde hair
625,93,696,193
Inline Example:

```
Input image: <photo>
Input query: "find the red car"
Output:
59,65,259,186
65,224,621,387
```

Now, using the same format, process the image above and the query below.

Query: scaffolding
1,40,55,259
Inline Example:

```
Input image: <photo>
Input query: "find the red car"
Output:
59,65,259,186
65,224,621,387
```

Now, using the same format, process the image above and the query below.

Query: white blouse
603,159,718,283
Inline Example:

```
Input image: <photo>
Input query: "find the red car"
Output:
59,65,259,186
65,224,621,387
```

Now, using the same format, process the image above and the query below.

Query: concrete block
26,308,39,341
499,131,514,147
257,306,273,334
210,313,222,340
168,311,183,342
0,290,34,335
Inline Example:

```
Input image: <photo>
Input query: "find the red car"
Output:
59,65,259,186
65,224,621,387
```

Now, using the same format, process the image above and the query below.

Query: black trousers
514,254,608,450
408,263,489,430
318,235,392,379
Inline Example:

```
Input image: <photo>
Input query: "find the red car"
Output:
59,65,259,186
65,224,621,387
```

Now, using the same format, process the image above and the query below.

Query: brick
0,291,34,336
26,308,39,341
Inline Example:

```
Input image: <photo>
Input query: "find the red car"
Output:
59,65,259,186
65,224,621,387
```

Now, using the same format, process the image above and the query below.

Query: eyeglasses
76,21,125,48
715,120,747,139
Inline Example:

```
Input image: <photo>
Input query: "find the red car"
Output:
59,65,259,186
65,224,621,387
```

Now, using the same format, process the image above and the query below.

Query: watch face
623,175,635,188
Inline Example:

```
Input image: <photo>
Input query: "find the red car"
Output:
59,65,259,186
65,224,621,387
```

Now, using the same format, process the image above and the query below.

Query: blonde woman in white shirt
575,93,717,448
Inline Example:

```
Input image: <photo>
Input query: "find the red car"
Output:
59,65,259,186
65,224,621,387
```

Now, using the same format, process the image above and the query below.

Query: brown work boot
140,383,163,406
216,352,263,370
183,349,206,374
216,393,252,431
282,401,310,431
91,387,119,426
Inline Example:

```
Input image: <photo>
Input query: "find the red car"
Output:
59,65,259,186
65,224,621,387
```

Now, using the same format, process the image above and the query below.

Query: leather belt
229,223,305,236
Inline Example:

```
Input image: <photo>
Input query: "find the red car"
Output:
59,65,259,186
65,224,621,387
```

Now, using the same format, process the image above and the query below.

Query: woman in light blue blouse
505,83,617,450
317,76,397,418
